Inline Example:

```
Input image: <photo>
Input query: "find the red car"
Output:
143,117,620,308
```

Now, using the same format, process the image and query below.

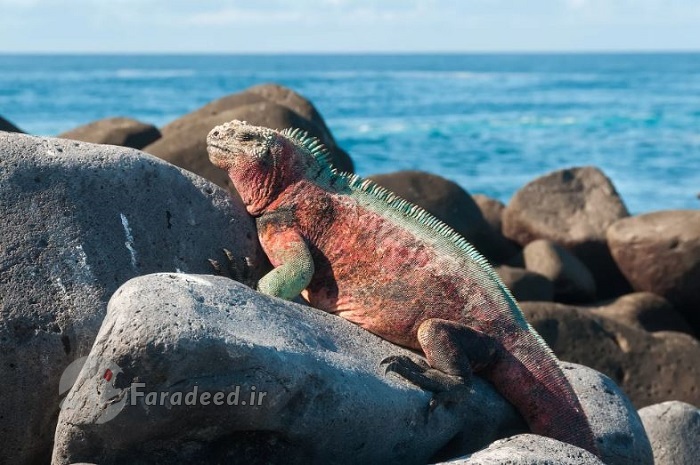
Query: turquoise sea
1,53,699,214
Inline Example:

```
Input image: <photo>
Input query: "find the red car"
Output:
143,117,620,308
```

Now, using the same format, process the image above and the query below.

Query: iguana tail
484,331,599,456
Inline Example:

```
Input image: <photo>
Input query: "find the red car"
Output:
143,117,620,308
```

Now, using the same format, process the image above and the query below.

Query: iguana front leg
256,217,314,300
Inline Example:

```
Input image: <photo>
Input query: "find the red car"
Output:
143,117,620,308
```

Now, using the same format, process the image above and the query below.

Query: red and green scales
207,120,599,457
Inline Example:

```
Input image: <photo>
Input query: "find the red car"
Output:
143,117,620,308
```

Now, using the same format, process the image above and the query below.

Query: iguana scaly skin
207,120,599,456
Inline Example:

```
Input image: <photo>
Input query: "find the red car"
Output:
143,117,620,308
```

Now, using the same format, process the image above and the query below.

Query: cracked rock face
0,132,265,465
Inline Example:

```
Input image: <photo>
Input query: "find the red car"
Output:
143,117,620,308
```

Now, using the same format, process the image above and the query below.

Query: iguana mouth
207,143,228,152
207,144,233,169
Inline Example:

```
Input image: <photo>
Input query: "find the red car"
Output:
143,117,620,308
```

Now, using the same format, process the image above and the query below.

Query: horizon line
1,49,700,56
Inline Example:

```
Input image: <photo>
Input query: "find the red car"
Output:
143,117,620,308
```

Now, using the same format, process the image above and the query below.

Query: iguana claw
223,248,235,263
381,354,467,393
208,258,222,274
208,248,241,279
380,354,430,372
381,355,470,410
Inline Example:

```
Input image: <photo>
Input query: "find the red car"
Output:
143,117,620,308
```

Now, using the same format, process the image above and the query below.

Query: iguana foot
381,355,470,410
381,355,467,392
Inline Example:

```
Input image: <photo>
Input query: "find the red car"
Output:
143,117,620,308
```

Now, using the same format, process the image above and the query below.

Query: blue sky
1,0,699,53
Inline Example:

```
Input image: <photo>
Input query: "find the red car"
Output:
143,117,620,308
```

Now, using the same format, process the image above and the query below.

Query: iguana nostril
211,130,220,138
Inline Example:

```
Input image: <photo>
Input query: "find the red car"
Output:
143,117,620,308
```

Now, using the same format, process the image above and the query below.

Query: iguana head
208,120,324,215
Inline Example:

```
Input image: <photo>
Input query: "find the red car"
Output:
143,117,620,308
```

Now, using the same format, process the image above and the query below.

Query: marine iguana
207,120,599,456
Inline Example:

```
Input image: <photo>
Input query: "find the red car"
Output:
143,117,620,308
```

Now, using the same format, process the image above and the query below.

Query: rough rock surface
638,401,700,465
369,171,519,264
521,301,700,409
58,116,162,149
1,115,24,133
143,84,353,190
52,274,525,465
607,210,700,334
435,435,605,465
496,266,554,302
590,292,694,335
558,363,652,465
522,239,597,303
0,132,265,465
502,166,631,298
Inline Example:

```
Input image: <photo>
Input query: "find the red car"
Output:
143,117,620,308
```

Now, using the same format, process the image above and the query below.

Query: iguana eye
238,132,255,142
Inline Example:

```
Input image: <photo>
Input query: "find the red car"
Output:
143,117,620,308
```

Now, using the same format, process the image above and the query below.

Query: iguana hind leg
383,319,497,392
418,318,497,376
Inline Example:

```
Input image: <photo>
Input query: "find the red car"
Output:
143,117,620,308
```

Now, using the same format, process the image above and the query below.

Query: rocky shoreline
1,84,698,464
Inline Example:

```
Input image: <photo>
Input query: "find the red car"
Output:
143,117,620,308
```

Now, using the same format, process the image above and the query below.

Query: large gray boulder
246,83,346,158
52,273,652,465
503,167,631,298
58,116,161,149
559,363,652,465
0,132,266,464
590,292,693,335
495,266,554,302
607,210,700,334
638,401,700,465
143,84,354,190
521,301,700,409
369,171,519,265
52,274,524,465
437,362,652,465
471,194,506,234
522,239,597,303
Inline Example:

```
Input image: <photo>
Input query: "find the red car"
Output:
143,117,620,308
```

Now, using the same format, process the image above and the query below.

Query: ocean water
1,53,699,214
